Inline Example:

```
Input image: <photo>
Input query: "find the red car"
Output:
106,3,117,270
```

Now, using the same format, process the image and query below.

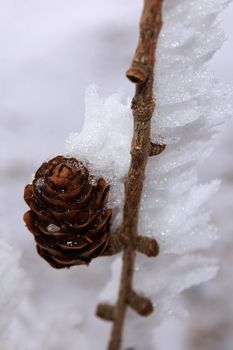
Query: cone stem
106,1,163,349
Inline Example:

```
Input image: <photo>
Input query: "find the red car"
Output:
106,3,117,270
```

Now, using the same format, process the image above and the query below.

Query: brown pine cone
23,155,112,269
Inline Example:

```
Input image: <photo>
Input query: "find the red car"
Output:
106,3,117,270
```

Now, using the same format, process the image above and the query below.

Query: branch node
134,235,159,257
149,142,166,156
132,97,155,121
102,230,129,256
126,64,149,84
96,303,116,322
128,290,154,316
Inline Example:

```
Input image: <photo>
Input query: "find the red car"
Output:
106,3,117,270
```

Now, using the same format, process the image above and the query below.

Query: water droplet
67,241,78,247
47,224,60,232
36,178,45,193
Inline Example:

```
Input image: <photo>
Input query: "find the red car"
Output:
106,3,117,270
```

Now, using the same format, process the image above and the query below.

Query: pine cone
23,156,112,269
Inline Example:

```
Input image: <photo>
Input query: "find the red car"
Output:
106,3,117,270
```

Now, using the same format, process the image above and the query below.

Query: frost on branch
66,0,232,348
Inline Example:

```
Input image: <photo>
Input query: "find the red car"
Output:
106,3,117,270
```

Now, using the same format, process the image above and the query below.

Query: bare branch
96,1,163,349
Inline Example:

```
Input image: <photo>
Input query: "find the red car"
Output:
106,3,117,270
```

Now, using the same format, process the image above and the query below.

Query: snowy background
0,1,233,349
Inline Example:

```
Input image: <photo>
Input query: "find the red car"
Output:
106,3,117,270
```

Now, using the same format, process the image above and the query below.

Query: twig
96,1,163,349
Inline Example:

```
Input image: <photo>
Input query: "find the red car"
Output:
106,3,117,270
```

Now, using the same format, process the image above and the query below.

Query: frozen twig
96,1,163,349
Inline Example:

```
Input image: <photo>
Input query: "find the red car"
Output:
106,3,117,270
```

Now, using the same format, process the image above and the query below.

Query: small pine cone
23,155,112,269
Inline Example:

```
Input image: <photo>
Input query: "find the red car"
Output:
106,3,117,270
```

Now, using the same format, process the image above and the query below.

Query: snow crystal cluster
185,122,233,349
67,0,232,348
66,85,132,226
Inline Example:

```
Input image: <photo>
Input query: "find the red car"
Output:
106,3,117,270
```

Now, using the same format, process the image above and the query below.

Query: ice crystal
67,0,232,348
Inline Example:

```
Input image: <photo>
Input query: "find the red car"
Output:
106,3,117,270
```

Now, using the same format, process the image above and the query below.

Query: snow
0,239,28,348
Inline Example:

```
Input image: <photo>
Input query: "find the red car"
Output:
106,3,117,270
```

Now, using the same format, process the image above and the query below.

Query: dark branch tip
135,236,160,257
128,291,154,316
96,303,115,322
126,68,147,84
149,143,166,157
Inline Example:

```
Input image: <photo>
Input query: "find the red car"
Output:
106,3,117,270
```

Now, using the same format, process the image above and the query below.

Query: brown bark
96,1,163,349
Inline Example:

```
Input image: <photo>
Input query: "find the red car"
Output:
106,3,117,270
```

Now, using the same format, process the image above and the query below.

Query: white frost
66,0,232,348
66,85,132,226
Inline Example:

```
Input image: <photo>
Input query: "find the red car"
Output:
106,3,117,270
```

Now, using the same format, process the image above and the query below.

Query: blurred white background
0,1,232,349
